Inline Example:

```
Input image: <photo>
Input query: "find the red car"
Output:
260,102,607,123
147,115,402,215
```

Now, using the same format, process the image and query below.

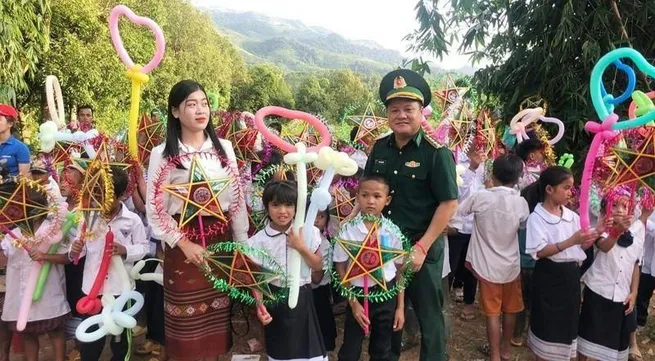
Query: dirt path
11,299,655,360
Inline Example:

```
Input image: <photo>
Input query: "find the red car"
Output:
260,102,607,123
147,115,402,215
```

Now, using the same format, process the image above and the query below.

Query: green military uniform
364,69,458,361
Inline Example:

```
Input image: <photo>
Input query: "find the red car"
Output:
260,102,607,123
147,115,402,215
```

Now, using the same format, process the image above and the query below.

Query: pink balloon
254,106,332,153
16,243,49,331
538,116,565,145
108,5,165,74
579,114,618,229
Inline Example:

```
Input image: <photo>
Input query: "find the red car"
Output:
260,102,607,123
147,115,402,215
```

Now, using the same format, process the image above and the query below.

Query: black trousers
136,259,166,345
338,291,397,361
80,325,128,361
637,271,655,327
448,232,477,305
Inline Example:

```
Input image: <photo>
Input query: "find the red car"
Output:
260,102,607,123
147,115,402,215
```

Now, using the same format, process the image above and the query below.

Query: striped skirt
164,217,232,361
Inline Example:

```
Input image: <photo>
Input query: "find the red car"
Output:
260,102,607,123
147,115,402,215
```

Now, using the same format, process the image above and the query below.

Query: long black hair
163,80,226,159
521,166,573,211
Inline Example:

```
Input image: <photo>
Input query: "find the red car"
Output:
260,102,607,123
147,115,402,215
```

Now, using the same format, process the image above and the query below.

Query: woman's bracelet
555,242,562,252
414,242,428,256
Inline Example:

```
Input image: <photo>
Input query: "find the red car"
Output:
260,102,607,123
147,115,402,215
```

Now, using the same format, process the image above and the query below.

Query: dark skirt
265,284,327,361
8,312,71,335
528,258,580,361
312,284,336,351
164,216,232,361
578,286,636,361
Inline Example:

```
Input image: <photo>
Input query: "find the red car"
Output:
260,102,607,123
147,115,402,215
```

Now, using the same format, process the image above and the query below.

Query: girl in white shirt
525,166,599,361
246,180,326,361
1,183,70,361
145,80,249,361
578,196,643,361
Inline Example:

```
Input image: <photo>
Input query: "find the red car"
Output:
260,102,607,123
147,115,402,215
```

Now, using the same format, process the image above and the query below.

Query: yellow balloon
125,65,149,159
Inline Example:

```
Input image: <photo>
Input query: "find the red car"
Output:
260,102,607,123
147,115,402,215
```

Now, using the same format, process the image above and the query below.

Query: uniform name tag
375,159,386,165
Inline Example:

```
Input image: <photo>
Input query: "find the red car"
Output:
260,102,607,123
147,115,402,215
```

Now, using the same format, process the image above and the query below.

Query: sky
191,0,477,70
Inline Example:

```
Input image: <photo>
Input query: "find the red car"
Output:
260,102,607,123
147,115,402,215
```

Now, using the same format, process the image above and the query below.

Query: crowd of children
3,73,655,361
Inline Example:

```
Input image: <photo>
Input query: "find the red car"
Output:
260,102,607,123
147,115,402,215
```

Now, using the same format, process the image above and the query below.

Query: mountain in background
198,8,407,75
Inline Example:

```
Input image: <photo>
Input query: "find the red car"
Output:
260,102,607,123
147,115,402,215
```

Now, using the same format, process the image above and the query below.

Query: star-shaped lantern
605,126,655,192
337,222,405,290
206,248,280,301
50,142,83,170
75,139,133,172
349,104,388,148
433,75,469,113
137,114,165,164
0,178,51,236
448,102,475,150
520,95,549,114
162,155,231,228
330,184,356,223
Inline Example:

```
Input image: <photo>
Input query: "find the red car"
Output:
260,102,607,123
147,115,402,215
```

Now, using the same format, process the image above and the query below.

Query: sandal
478,343,490,356
67,349,80,361
510,337,524,347
136,340,160,355
459,310,475,320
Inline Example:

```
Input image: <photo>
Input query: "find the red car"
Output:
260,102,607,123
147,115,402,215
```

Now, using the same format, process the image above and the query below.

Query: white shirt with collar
311,233,332,288
332,215,403,288
459,186,530,283
1,220,70,322
76,202,149,296
643,219,655,275
245,223,322,287
583,220,644,302
146,137,249,248
450,153,484,235
526,203,587,263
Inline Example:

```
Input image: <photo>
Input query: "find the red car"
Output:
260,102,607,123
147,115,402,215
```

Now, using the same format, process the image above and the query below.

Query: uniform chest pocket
400,162,427,180
371,159,388,174
113,228,131,245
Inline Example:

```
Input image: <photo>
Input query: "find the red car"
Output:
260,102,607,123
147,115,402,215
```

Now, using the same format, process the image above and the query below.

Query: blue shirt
518,228,535,269
0,136,30,176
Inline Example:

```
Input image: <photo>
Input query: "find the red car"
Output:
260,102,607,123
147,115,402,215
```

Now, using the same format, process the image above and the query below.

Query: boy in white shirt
334,175,405,361
459,154,530,361
71,166,149,361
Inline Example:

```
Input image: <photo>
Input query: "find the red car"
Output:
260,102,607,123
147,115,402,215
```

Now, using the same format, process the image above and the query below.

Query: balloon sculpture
579,48,655,229
108,5,165,159
254,106,331,309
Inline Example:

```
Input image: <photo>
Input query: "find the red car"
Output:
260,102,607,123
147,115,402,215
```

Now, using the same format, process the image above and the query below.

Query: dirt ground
10,296,655,361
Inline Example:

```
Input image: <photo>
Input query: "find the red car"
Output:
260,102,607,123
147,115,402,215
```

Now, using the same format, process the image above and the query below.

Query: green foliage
0,0,51,95
230,64,295,112
406,0,655,158
15,0,245,134
294,75,330,115
324,69,372,121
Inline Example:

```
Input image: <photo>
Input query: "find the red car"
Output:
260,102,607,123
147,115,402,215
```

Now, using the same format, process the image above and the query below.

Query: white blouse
582,220,644,302
1,220,70,322
526,203,587,263
146,137,249,247
245,224,322,287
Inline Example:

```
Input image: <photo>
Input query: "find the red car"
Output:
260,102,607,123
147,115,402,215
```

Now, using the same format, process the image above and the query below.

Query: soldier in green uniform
364,69,458,361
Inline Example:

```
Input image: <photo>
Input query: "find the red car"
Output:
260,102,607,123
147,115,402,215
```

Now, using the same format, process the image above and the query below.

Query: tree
406,0,655,156
22,0,245,134
0,0,51,98
324,69,371,121
294,75,330,115
230,64,295,111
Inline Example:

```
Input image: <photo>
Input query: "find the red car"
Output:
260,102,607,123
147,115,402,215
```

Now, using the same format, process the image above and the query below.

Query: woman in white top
578,196,644,361
524,166,598,361
146,80,248,361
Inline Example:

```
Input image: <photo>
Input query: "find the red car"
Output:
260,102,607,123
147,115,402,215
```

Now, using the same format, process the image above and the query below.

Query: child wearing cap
0,104,30,177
